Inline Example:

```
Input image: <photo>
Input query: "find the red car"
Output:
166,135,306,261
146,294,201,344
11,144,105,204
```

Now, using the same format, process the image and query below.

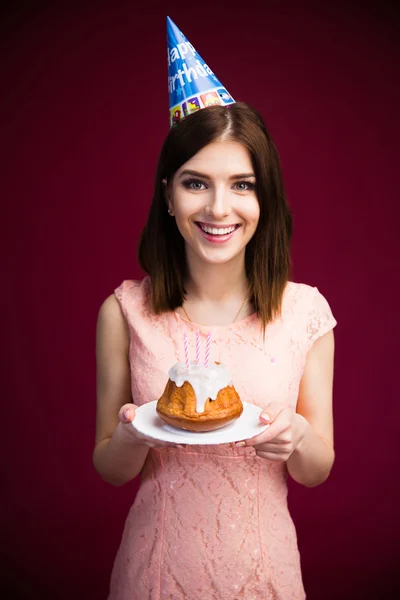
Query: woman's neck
184,249,249,304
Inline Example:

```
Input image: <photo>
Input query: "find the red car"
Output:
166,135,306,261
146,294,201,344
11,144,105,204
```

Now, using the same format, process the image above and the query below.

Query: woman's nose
206,188,231,219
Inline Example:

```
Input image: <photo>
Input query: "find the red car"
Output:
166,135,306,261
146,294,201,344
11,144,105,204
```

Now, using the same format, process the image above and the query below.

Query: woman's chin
184,235,247,266
196,248,245,266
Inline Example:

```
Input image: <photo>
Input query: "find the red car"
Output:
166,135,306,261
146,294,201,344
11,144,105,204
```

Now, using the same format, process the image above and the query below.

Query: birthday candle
204,331,211,368
183,333,190,368
195,331,200,364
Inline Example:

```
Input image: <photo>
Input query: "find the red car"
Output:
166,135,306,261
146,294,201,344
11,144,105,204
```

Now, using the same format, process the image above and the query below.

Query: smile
196,223,240,236
194,222,241,244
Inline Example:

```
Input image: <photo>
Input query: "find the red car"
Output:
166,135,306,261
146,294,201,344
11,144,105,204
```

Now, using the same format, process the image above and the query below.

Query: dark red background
2,1,399,598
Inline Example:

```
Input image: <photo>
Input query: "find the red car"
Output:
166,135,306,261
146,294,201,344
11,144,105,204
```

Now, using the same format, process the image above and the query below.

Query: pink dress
109,277,336,600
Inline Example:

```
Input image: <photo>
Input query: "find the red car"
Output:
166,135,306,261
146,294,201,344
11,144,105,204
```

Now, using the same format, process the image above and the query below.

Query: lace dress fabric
108,277,337,600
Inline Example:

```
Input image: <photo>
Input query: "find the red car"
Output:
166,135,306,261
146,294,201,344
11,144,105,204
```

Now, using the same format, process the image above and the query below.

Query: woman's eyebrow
178,169,256,180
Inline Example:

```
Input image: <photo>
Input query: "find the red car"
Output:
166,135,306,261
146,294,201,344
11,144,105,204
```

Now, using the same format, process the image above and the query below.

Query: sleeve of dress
305,287,337,352
114,280,130,321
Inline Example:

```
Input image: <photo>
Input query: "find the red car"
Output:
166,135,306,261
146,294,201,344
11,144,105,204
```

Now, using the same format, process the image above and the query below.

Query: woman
94,102,336,599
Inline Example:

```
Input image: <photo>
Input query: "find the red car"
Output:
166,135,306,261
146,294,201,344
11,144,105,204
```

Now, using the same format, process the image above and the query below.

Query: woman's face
168,140,260,267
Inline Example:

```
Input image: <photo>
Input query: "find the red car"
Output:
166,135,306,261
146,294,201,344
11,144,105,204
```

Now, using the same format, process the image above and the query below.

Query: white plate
131,401,269,445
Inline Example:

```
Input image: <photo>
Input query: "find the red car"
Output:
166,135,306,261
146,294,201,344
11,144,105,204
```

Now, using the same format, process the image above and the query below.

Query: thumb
118,403,137,424
259,401,286,424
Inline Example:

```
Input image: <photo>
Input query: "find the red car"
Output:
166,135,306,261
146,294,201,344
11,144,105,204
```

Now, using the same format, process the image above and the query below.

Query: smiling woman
94,101,336,600
139,102,292,330
178,165,256,242
167,141,260,276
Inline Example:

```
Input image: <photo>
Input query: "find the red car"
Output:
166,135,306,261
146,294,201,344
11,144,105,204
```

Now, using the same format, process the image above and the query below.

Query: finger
255,410,293,443
238,411,292,447
146,441,179,449
260,401,287,423
152,442,184,449
255,450,287,462
237,426,271,447
119,403,137,424
134,435,161,448
254,443,286,453
144,441,156,448
157,441,180,448
138,436,182,449
256,431,293,446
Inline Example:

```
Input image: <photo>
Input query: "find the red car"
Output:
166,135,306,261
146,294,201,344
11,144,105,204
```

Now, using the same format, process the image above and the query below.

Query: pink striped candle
195,331,200,364
183,333,190,368
204,331,212,368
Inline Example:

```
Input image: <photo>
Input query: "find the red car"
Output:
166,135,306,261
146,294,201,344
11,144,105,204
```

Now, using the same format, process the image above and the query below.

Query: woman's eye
182,179,255,191
183,179,206,191
234,181,256,191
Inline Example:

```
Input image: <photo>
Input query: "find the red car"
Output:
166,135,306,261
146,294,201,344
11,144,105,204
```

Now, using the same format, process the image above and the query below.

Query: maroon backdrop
2,1,399,598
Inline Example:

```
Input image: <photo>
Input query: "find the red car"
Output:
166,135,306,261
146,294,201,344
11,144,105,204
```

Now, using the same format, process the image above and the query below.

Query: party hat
167,16,235,128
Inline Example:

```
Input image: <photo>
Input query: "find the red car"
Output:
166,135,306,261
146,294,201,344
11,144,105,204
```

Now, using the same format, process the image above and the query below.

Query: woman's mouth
195,222,241,243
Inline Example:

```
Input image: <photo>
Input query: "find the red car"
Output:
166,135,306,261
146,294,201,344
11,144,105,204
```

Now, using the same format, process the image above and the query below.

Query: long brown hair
138,102,292,332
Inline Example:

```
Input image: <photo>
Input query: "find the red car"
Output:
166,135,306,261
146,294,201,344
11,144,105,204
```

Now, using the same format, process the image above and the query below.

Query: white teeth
200,225,236,235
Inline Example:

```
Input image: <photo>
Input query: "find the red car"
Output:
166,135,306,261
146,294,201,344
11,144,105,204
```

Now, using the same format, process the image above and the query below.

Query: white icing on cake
168,362,233,413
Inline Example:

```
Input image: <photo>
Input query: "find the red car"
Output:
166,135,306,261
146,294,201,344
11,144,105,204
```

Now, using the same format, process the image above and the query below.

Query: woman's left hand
235,401,309,461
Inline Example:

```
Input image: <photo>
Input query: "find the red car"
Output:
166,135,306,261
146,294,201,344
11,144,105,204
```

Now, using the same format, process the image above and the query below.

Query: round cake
156,361,243,432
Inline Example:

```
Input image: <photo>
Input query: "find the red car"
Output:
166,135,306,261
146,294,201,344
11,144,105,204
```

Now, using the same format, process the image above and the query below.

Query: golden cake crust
156,379,243,432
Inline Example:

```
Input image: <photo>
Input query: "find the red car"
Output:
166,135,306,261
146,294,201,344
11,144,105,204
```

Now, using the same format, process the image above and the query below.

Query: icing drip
168,362,233,413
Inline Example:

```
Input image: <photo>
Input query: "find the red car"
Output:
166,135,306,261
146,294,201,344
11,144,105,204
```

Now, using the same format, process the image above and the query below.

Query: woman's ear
162,178,174,216
162,178,168,200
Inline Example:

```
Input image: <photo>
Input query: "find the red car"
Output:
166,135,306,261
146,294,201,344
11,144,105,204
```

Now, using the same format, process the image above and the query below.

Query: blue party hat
167,16,235,128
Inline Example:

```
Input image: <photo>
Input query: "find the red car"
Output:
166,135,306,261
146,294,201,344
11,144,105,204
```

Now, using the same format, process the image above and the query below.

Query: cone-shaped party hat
167,16,235,128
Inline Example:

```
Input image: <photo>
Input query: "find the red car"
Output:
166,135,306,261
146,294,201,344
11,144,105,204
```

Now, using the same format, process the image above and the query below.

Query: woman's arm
93,294,150,486
286,329,335,487
238,330,335,488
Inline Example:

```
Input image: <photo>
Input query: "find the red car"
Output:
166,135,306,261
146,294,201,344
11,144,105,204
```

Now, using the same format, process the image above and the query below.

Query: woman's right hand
118,403,184,449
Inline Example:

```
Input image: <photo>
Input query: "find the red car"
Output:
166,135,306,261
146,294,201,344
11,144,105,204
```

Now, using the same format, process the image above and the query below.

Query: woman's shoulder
113,276,152,320
284,280,318,304
283,280,337,342
283,280,335,317
114,276,151,303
